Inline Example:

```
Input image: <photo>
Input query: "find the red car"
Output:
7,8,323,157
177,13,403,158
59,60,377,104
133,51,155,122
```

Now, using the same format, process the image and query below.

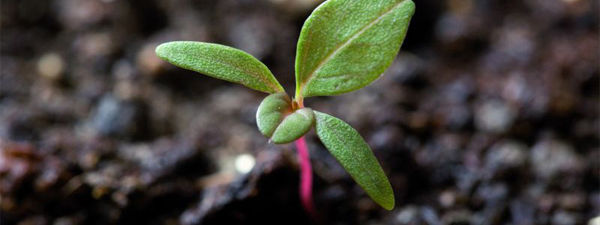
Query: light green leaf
256,93,315,144
256,93,292,137
156,41,284,93
314,111,394,210
295,0,415,97
271,108,314,144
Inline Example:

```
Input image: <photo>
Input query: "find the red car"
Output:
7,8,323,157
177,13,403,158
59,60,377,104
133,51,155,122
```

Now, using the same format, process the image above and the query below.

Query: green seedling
156,0,414,211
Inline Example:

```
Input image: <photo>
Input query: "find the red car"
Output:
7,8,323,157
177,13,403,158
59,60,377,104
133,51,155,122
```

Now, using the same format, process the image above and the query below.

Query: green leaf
256,93,315,144
271,108,314,144
314,111,394,210
156,41,284,93
295,0,415,97
256,93,292,137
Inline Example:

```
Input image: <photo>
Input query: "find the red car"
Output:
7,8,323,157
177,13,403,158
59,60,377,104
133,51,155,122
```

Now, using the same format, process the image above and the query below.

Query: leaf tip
406,0,416,15
154,42,170,60
381,196,395,211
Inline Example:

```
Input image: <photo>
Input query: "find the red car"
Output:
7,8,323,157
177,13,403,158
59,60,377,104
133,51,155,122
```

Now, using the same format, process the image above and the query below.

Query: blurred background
0,0,598,224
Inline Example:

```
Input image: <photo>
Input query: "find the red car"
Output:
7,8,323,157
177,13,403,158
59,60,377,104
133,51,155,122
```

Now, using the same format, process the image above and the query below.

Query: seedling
156,0,414,212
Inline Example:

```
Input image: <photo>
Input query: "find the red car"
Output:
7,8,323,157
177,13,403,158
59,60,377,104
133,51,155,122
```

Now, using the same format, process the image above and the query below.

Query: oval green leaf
314,111,394,210
256,94,315,144
295,0,415,97
156,41,284,93
271,108,315,144
256,93,292,137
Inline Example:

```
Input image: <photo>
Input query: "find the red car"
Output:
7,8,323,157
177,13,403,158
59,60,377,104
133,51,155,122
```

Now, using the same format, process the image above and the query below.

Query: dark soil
1,0,598,224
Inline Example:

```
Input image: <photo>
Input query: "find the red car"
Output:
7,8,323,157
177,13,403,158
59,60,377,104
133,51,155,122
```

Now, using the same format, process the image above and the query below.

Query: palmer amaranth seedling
156,0,414,212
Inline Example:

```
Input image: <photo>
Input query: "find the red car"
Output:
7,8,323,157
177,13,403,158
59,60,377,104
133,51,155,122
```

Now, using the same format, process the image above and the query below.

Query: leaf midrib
184,49,282,93
298,0,407,95
320,115,383,197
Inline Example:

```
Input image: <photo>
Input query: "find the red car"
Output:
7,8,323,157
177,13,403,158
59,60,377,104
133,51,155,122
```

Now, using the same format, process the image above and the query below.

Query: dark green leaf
295,0,415,97
314,111,394,210
156,41,284,93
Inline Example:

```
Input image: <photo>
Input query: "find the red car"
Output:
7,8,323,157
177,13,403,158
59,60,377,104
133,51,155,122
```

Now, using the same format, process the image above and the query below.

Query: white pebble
234,154,255,174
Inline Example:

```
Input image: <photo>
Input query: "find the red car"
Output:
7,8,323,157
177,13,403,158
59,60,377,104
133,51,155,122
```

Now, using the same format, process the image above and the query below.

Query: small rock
420,206,442,225
558,193,585,210
89,95,150,140
56,0,109,30
531,139,583,180
484,140,527,178
439,190,457,208
510,198,535,225
234,153,255,174
394,206,421,225
474,183,508,206
475,100,516,133
73,32,114,61
441,209,472,225
589,216,600,225
551,210,581,225
37,53,65,80
118,138,213,185
136,43,166,76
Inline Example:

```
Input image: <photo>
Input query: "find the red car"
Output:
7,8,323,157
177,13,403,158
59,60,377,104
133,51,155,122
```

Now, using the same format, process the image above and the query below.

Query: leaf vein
192,51,281,92
323,117,381,196
300,0,406,94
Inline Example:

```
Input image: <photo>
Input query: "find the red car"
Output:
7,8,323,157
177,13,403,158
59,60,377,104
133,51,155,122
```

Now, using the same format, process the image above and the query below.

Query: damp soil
1,0,598,225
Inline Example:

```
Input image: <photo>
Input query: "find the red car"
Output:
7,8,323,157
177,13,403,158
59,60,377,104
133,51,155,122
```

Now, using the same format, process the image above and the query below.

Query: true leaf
314,111,394,210
156,41,284,93
295,0,415,97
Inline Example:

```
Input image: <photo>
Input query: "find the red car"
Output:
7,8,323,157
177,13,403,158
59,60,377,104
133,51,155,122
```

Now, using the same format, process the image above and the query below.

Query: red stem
295,136,315,216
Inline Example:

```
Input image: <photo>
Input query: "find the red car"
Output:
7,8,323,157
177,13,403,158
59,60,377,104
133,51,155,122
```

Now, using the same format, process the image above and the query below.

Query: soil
0,0,598,225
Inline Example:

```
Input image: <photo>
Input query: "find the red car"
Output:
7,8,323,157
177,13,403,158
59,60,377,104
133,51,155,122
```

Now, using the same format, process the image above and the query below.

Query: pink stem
295,136,315,216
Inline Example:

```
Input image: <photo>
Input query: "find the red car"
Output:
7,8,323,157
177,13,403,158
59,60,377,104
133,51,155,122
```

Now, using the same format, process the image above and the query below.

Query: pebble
234,153,255,174
551,210,581,225
37,53,65,80
441,209,472,225
89,95,149,139
558,193,585,210
475,100,516,133
56,0,109,30
394,206,421,224
484,140,527,178
589,216,600,225
439,190,457,208
475,183,509,205
530,139,583,180
136,43,166,76
510,198,535,225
